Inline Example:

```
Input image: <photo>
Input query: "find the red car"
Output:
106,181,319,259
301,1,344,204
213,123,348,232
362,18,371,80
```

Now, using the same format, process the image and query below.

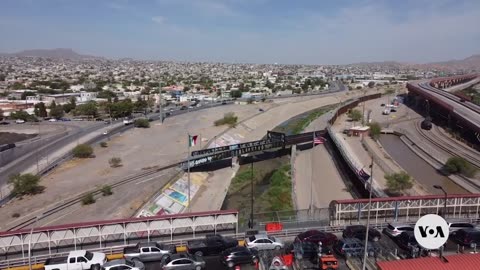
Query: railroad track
414,120,480,169
7,162,180,231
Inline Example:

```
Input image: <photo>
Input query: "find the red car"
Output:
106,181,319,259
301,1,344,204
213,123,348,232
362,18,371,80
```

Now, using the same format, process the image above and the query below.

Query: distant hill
348,55,480,71
0,48,101,60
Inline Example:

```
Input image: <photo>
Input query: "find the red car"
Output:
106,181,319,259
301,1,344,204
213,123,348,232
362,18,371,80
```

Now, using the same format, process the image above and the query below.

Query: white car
49,118,57,122
103,130,109,135
383,223,413,238
15,119,25,124
103,259,144,270
245,234,284,250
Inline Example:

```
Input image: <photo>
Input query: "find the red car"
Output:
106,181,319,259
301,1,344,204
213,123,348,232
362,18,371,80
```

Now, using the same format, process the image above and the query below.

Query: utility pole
158,78,163,124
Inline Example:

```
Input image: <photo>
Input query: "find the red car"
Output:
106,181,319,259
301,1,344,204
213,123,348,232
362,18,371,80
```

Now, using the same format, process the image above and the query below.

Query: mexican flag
189,135,198,147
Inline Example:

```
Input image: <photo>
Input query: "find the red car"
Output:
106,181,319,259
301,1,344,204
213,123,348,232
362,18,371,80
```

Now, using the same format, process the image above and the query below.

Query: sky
0,0,479,65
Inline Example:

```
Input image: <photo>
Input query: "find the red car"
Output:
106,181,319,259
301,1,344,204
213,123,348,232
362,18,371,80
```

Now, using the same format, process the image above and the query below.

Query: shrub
12,213,20,218
101,185,113,196
72,144,93,158
348,109,362,123
81,193,96,205
100,141,108,147
214,112,238,128
109,157,122,168
8,173,43,196
134,118,150,128
444,157,476,177
385,171,413,194
368,122,382,140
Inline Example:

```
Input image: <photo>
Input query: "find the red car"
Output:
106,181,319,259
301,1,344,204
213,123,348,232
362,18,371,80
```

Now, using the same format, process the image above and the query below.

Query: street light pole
28,216,41,270
433,185,447,217
362,158,374,270
249,160,254,229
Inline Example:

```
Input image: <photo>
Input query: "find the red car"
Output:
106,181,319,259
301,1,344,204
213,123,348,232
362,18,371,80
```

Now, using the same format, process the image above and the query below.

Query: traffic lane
144,256,258,270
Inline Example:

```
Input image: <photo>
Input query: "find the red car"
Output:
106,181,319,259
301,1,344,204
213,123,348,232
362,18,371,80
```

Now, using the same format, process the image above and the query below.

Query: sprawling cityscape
1,1,480,270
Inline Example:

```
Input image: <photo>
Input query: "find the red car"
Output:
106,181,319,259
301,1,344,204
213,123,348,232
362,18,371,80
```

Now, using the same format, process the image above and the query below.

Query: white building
78,91,97,103
70,85,84,92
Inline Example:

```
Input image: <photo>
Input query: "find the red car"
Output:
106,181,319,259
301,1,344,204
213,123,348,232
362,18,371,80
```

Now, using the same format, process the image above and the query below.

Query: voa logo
414,214,449,249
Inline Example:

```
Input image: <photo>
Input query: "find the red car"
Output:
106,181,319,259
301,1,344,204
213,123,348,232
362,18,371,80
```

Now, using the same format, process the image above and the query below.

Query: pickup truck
123,242,174,262
123,118,134,125
187,234,238,256
44,250,106,270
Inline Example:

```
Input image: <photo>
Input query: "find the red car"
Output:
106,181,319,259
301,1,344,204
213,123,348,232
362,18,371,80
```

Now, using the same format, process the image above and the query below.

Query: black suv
450,229,480,247
343,225,381,242
220,246,258,268
395,231,419,250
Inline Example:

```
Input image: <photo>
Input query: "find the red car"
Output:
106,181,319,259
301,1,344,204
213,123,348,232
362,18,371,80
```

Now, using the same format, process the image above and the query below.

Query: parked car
160,254,205,270
123,242,173,262
221,101,227,105
342,225,381,242
319,248,339,270
394,231,419,250
0,143,16,152
180,106,188,110
293,241,319,260
60,117,71,121
269,256,288,270
295,230,338,246
259,108,264,112
333,239,379,258
15,119,25,124
44,250,107,270
448,221,475,233
187,234,238,256
0,121,10,125
245,234,284,250
383,223,414,238
49,118,57,122
220,246,258,268
450,228,480,247
103,259,144,270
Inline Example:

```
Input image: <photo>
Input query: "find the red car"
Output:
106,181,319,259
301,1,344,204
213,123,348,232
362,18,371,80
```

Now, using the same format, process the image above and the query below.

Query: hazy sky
0,0,479,64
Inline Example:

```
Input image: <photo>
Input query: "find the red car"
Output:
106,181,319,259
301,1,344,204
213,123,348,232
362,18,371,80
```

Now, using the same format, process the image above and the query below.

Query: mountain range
1,48,479,70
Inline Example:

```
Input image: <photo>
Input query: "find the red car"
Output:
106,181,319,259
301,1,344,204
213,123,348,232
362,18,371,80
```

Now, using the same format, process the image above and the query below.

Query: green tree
134,118,150,128
0,74,6,81
21,91,36,100
0,108,3,120
34,102,48,117
72,144,94,158
368,81,375,88
444,157,477,177
134,97,148,112
109,100,134,118
368,122,382,140
11,82,24,90
50,100,57,109
63,97,76,113
385,171,413,194
49,105,65,119
101,185,113,196
214,112,238,128
10,110,30,121
81,193,95,205
348,109,363,124
74,101,98,118
97,90,117,99
265,80,274,89
230,90,242,98
109,157,123,168
8,173,42,196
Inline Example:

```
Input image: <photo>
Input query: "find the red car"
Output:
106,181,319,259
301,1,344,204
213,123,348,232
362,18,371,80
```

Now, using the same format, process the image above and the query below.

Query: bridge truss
330,194,480,225
0,210,238,256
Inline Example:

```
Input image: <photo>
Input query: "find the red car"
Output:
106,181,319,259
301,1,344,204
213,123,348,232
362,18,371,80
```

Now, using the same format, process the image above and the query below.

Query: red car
294,230,338,246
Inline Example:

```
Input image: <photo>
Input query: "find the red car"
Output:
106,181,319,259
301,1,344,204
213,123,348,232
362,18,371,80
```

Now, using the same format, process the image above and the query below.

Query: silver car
245,234,284,250
383,223,414,238
161,254,205,270
103,259,145,270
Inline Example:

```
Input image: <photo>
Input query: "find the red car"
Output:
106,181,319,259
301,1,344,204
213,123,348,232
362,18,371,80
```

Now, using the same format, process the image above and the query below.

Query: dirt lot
0,132,37,144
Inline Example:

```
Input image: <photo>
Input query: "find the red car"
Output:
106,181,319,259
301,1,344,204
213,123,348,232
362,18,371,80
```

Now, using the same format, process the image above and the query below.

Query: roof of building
377,253,480,270
350,126,370,131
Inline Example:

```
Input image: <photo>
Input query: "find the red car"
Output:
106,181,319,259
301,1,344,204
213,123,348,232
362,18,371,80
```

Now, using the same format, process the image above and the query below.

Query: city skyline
0,0,479,65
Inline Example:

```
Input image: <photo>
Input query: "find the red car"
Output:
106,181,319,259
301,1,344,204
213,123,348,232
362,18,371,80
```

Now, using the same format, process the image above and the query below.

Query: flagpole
187,133,191,213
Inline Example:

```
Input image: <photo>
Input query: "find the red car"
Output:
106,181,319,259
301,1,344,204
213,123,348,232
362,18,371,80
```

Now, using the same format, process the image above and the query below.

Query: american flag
314,136,326,145
357,168,370,181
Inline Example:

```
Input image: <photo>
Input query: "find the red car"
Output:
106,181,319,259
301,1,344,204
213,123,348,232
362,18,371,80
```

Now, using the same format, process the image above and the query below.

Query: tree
8,173,42,196
81,193,95,205
109,157,123,168
49,105,65,119
368,81,375,88
0,108,3,120
385,171,413,194
10,110,30,121
34,102,48,117
101,185,113,196
0,74,6,81
134,97,148,112
72,144,94,158
368,122,382,140
97,90,117,99
50,100,57,109
11,82,24,90
230,90,242,98
63,97,76,113
74,101,98,118
214,112,238,128
265,80,274,89
21,91,36,100
444,157,476,177
109,100,133,118
348,109,363,123
134,118,150,128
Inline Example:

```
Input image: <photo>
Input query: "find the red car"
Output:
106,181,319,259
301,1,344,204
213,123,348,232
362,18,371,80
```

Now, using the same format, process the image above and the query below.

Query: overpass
2,194,480,263
406,73,480,139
